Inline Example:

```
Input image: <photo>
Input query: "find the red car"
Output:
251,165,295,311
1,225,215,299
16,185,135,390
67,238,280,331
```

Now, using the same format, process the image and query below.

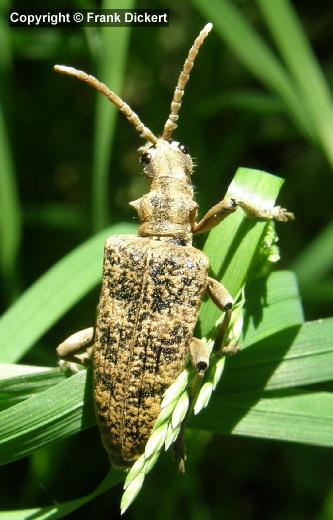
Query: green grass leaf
92,0,134,231
292,220,333,286
257,0,333,168
0,104,21,297
0,369,93,466
192,0,313,138
241,270,304,348
222,317,333,393
200,166,288,337
193,390,333,447
0,223,136,363
0,365,65,411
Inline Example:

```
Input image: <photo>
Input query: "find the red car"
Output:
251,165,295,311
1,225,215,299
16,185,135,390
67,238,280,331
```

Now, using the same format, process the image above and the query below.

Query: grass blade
193,390,333,447
200,166,287,337
291,219,333,285
0,104,21,298
0,223,136,363
0,370,93,465
0,365,65,410
222,317,333,393
257,0,333,168
92,0,134,231
192,0,313,137
241,270,304,348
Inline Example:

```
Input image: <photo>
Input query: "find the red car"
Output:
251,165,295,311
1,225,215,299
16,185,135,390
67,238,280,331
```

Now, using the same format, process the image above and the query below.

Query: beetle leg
173,428,187,474
192,198,237,234
207,277,238,355
174,338,209,474
192,197,294,235
57,327,94,368
236,200,295,222
175,304,231,471
189,337,209,375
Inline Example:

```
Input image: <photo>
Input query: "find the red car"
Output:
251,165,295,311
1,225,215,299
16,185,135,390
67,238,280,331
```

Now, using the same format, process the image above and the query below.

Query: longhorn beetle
55,23,294,469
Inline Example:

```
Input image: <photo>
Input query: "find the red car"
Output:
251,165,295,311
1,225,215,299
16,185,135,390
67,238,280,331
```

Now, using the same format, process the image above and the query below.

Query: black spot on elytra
137,387,153,408
138,311,149,322
151,287,171,313
98,328,119,363
95,372,114,394
170,324,189,344
104,348,118,363
161,346,176,361
107,272,142,302
154,346,162,373
181,275,194,287
99,327,110,346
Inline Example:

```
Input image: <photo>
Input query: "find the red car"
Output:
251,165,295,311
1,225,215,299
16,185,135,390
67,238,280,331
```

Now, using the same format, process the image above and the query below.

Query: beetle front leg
192,197,294,235
207,277,238,355
57,327,94,368
236,200,295,222
189,337,209,375
192,198,237,234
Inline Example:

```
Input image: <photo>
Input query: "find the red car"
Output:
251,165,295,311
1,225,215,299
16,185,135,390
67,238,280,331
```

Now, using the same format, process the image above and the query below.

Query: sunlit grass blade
0,223,136,363
222,317,333,393
193,390,333,447
200,166,287,337
0,370,93,465
257,0,333,168
0,104,21,299
92,0,134,231
0,468,124,520
241,270,304,348
0,365,65,410
191,0,313,138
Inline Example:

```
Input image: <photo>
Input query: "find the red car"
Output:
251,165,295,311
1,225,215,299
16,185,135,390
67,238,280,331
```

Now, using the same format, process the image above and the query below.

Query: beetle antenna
162,23,213,141
54,65,158,145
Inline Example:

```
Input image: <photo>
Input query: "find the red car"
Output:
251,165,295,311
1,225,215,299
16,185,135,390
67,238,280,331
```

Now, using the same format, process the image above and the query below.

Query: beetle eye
178,143,189,154
140,152,151,166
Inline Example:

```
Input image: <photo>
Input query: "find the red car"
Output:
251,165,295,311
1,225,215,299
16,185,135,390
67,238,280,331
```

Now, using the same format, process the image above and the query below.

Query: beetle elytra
55,23,294,469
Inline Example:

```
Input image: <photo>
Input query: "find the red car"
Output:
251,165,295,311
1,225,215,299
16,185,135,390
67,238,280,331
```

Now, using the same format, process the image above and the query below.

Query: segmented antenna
54,65,158,145
162,23,213,141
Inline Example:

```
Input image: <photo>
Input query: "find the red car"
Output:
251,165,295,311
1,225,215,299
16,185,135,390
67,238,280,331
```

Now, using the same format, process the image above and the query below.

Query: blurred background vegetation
1,0,333,518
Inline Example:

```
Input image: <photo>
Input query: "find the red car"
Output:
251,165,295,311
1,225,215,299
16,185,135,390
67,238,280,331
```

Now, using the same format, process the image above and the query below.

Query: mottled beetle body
94,136,209,466
55,23,294,469
95,236,208,466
